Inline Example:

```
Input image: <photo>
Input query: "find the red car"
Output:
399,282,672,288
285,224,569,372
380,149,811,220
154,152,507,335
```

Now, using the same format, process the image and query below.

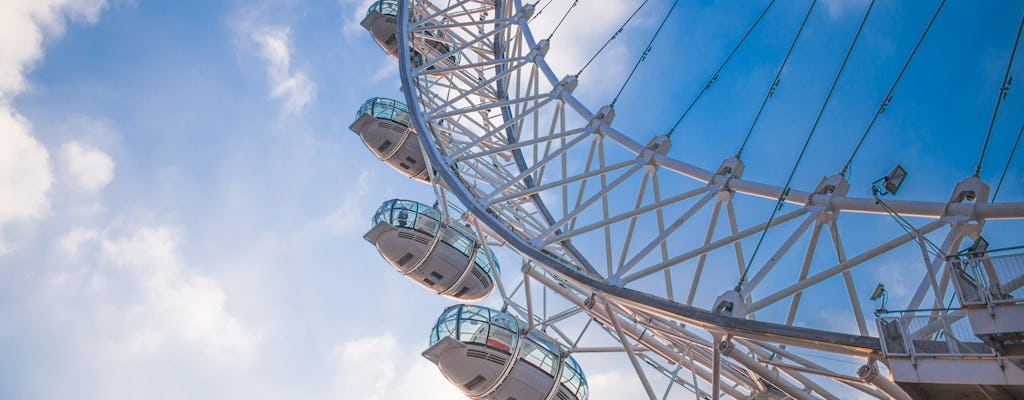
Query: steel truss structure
387,0,1024,398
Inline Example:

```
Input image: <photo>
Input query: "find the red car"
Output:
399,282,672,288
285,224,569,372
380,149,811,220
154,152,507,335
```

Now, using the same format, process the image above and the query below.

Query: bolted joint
856,363,878,381
517,3,536,21
716,156,744,179
713,290,748,317
550,75,578,100
583,293,596,309
812,174,850,197
587,105,615,138
640,135,671,164
527,39,550,61
716,338,735,356
947,175,990,205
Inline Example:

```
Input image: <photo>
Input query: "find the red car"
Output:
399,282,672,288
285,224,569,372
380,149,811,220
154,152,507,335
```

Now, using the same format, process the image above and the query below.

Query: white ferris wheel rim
390,0,1024,398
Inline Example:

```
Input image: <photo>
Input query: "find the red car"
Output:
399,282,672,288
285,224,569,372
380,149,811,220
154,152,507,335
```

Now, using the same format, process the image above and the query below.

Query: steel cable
575,0,652,78
993,121,1024,201
740,0,876,288
974,14,1024,177
611,0,681,106
840,0,946,176
735,0,817,159
666,0,776,138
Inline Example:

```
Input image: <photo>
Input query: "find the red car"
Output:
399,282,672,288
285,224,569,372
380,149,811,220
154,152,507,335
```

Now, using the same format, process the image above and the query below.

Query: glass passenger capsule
349,97,431,183
361,0,460,75
423,304,589,400
361,0,400,56
363,199,497,301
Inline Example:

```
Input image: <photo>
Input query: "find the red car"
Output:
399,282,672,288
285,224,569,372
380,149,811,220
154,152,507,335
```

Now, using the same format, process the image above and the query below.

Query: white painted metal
377,0,1024,398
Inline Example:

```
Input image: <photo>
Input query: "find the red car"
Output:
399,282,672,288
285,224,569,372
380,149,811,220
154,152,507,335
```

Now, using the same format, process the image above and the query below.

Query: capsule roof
357,97,410,127
429,304,589,399
366,0,399,18
372,199,441,229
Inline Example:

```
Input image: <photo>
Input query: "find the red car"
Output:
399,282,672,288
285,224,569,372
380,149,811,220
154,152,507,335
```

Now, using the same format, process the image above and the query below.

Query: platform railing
877,311,994,358
949,249,1024,306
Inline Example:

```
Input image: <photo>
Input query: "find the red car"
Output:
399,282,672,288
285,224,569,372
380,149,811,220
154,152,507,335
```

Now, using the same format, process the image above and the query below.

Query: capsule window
520,335,558,375
442,228,474,256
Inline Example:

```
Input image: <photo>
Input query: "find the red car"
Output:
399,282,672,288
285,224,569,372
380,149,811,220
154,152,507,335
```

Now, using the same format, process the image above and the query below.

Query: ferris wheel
352,0,1024,398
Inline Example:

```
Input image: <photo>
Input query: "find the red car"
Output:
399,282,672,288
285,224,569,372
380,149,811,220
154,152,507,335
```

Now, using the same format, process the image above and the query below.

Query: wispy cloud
240,22,316,114
95,226,260,364
527,0,637,104
14,224,261,398
340,0,377,40
330,335,465,399
821,0,871,19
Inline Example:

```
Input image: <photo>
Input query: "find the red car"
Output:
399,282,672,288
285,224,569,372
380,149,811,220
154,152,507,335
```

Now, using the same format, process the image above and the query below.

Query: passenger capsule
361,0,460,74
423,304,590,400
361,0,400,56
350,97,431,183
363,199,497,300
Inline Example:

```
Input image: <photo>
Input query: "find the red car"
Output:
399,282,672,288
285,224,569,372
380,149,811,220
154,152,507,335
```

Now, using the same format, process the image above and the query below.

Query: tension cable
840,0,946,176
575,0,652,78
734,0,817,159
974,14,1024,177
611,0,682,106
666,0,776,138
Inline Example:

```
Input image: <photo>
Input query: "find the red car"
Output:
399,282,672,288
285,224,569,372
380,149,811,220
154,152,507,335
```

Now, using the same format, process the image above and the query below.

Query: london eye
353,0,1024,398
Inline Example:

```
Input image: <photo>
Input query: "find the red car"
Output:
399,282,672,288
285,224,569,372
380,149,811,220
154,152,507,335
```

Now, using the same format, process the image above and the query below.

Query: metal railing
949,249,1024,306
877,311,994,358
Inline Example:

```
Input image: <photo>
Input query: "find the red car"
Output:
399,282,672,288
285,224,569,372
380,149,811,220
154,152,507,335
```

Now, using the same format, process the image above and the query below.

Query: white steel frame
391,0,1024,398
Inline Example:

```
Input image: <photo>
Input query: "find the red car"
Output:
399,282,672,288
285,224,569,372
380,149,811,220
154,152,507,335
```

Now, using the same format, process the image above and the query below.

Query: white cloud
317,168,374,234
57,225,98,258
0,104,53,245
821,0,871,19
0,0,107,98
60,141,115,193
528,0,636,103
246,24,316,114
330,335,466,399
94,226,260,364
369,57,396,83
586,369,653,400
341,0,376,40
8,224,261,399
0,0,109,251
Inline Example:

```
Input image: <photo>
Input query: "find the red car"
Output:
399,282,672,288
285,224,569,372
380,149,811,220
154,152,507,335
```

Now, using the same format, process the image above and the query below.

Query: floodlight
882,165,907,195
869,283,886,301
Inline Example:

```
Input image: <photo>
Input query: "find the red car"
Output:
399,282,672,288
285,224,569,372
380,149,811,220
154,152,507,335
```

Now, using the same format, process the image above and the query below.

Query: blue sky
0,0,1022,399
